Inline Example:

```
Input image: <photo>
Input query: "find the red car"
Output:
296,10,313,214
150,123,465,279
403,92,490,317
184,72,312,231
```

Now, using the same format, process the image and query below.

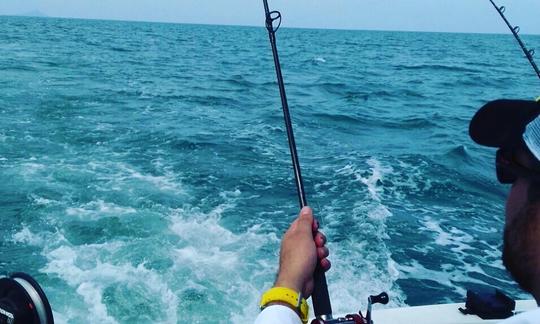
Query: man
255,98,540,323
470,98,540,323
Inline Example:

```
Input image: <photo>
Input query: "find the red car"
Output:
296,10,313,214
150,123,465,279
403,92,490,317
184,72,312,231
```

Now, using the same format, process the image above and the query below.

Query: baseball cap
469,99,540,160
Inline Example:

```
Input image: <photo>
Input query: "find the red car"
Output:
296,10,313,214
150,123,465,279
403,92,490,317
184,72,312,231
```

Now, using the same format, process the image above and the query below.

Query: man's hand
274,206,331,297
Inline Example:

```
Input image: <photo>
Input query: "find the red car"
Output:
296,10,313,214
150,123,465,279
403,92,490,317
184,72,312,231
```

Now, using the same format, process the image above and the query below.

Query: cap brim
469,99,540,149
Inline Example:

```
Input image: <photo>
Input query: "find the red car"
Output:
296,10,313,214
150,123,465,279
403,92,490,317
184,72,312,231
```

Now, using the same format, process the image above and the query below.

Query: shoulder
499,308,540,324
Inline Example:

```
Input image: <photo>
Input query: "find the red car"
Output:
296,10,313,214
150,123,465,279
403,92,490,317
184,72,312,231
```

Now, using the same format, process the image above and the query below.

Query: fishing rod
488,0,540,81
262,0,332,320
262,1,388,323
263,0,307,210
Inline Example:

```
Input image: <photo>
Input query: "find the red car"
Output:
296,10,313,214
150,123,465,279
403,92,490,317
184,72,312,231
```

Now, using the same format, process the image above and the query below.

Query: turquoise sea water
1,16,540,323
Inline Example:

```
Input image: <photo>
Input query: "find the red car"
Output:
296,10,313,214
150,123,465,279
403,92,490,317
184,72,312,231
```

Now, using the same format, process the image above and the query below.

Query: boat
372,300,537,324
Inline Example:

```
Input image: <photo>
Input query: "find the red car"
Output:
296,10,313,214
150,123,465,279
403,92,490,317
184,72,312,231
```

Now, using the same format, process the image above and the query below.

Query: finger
317,246,329,259
312,219,319,232
314,232,326,247
320,258,331,271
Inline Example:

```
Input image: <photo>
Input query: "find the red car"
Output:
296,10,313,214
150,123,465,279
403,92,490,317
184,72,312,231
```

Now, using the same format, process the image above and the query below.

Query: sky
0,0,539,35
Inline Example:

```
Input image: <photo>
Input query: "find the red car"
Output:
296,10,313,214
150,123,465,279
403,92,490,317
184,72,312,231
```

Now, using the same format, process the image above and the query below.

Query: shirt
254,305,302,324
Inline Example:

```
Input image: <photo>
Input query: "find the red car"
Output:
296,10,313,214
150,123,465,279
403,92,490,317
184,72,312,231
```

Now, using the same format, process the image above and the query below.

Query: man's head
470,99,540,301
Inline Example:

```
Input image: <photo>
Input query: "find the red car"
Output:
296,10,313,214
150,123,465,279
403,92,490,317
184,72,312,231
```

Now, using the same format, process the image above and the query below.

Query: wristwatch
260,287,309,324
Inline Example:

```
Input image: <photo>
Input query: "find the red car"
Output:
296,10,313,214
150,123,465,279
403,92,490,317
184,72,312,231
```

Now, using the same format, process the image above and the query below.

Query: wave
380,116,438,129
445,145,471,161
166,138,221,152
394,63,482,73
307,57,327,65
0,65,37,72
221,74,258,87
108,46,133,53
312,111,368,125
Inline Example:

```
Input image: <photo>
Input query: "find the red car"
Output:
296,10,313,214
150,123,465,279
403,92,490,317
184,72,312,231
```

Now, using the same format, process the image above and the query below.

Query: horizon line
2,13,540,37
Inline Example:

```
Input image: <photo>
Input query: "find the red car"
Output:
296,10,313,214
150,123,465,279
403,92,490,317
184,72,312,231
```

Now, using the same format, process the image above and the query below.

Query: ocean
1,15,539,323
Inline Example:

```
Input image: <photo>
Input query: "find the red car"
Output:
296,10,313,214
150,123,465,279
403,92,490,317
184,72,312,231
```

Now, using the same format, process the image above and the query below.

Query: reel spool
0,272,54,324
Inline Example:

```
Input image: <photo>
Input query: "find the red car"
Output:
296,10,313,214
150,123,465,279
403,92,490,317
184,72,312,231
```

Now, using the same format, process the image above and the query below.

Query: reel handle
369,292,389,305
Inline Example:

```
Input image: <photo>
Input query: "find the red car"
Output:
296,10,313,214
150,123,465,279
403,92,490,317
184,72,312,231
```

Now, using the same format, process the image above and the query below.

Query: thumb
296,206,313,229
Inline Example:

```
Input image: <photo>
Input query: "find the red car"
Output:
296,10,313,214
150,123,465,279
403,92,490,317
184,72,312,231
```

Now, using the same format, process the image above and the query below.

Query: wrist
275,273,303,293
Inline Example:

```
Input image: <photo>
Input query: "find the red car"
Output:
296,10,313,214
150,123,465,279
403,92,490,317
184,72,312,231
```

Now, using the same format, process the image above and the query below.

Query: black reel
0,273,54,324
311,292,389,324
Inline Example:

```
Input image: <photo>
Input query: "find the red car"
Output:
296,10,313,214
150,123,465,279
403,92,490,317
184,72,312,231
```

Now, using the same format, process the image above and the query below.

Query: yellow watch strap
260,287,309,324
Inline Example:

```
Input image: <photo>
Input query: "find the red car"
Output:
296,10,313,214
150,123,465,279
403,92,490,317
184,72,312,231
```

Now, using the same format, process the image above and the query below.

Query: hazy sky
1,0,539,34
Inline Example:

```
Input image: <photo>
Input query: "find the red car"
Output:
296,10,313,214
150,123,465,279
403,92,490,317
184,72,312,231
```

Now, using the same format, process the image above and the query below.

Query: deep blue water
1,15,539,323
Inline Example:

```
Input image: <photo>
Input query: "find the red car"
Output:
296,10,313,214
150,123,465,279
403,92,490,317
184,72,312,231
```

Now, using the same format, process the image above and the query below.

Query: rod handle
312,265,332,318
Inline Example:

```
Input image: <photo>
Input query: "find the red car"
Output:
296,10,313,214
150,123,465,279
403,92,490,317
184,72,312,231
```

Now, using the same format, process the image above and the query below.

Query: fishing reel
0,272,54,324
311,292,389,324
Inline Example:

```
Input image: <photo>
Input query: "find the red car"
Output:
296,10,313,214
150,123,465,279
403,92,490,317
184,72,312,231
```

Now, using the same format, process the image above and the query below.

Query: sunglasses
496,149,540,184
